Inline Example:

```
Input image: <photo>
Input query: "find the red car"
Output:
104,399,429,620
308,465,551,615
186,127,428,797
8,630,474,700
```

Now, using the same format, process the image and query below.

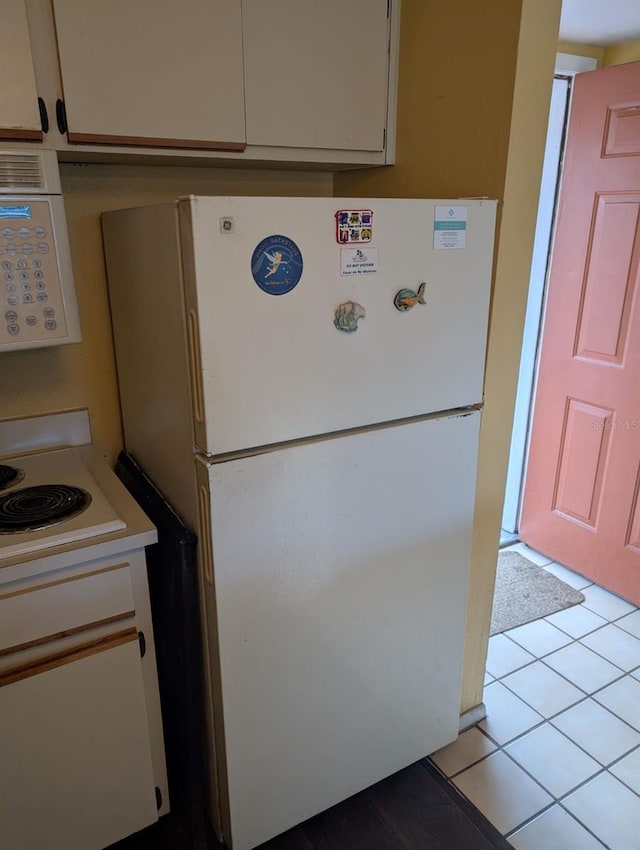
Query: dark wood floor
111,759,512,850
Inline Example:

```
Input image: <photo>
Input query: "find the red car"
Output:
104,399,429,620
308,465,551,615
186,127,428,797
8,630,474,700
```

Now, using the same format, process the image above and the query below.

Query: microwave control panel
0,197,81,351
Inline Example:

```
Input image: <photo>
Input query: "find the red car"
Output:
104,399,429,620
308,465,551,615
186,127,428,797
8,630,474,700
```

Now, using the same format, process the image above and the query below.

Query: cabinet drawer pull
0,561,130,601
0,627,138,688
0,610,135,658
0,562,134,654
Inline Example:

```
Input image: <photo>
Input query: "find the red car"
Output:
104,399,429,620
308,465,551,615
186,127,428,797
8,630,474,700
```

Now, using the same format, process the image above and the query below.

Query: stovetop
0,447,126,560
0,464,25,491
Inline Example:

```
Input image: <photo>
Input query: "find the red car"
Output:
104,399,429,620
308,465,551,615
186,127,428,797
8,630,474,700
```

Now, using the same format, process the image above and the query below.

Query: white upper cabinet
51,0,246,151
13,0,399,166
0,0,42,141
242,0,390,152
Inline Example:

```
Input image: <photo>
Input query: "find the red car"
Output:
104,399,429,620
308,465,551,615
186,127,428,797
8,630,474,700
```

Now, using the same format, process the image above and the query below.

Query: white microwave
0,149,81,351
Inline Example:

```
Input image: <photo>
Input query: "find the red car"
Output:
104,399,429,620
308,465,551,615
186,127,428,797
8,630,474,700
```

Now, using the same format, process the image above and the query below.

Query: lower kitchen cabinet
0,544,167,850
0,424,167,850
0,631,159,850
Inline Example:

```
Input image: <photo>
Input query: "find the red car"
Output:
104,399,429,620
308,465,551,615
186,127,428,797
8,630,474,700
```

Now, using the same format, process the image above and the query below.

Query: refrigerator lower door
199,411,481,850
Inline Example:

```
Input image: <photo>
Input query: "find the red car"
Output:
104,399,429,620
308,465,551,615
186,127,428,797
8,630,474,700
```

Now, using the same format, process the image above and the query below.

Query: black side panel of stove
115,452,210,848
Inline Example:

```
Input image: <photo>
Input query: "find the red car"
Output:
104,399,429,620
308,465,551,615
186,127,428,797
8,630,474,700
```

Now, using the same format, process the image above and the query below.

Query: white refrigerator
102,196,496,850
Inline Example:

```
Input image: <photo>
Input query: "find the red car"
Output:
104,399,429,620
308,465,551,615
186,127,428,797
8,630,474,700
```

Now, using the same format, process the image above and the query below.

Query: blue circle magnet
251,235,303,295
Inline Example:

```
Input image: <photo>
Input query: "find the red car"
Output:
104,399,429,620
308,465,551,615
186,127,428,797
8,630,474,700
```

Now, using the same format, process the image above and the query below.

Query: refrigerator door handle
187,308,205,425
198,484,214,585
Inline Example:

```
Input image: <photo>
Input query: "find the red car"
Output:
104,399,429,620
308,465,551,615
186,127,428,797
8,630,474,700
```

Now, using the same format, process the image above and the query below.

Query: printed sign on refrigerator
434,206,468,250
340,247,378,275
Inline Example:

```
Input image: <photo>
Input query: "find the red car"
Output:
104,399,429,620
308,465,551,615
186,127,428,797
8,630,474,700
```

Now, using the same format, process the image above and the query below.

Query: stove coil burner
0,464,25,492
0,485,92,533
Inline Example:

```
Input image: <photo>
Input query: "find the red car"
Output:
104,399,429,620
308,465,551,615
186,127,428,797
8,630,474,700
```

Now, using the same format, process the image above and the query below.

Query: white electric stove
0,410,169,850
0,410,158,575
0,447,127,560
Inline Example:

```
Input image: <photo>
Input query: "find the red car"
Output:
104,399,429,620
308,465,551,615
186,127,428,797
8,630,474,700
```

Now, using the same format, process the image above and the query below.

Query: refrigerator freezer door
180,196,495,456
198,411,480,850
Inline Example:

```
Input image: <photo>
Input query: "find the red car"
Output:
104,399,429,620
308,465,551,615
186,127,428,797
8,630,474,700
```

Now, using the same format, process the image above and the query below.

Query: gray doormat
490,550,585,636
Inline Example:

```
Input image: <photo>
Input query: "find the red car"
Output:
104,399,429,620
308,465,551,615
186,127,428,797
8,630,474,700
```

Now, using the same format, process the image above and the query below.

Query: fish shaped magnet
394,282,427,312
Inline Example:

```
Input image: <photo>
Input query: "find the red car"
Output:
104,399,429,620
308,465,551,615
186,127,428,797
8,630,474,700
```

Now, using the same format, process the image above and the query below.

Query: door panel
603,104,640,156
628,481,640,554
574,194,639,363
553,399,611,526
520,62,640,603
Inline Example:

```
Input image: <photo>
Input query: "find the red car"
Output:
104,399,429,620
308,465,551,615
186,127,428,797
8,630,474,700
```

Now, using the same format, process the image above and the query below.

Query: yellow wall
603,39,640,66
337,0,562,714
337,0,521,201
557,38,640,69
1,0,562,717
0,166,331,460
557,39,604,65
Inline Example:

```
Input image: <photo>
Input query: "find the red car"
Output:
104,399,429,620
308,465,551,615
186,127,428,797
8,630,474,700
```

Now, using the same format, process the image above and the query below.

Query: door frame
501,52,598,539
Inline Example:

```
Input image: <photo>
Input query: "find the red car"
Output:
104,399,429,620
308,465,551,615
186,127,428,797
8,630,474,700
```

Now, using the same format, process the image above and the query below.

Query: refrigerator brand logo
251,235,304,295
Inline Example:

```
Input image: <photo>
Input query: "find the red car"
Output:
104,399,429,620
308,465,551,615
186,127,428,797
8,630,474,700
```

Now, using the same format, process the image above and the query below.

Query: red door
520,61,640,605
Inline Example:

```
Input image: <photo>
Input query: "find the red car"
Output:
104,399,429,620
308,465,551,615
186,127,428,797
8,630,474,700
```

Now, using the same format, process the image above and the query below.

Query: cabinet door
0,0,42,141
242,0,390,151
0,631,158,850
51,0,246,151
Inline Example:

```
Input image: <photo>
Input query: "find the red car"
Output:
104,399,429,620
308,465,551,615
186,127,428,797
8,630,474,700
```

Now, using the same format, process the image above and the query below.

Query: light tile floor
430,543,640,850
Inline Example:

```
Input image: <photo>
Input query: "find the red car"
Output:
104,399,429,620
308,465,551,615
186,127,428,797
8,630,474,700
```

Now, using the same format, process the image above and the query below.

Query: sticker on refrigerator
340,247,378,276
250,235,303,295
434,206,468,250
335,209,373,244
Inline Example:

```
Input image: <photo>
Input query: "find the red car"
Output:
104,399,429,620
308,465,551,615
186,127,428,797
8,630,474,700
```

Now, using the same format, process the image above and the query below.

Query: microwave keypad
1,201,69,345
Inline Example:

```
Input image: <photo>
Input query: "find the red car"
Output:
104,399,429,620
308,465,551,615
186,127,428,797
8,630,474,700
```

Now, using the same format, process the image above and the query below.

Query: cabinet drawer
0,562,135,654
0,630,159,849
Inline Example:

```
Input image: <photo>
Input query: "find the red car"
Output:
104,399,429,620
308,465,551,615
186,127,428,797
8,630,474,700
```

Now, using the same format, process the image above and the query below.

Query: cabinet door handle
56,99,68,134
37,98,49,134
0,628,138,687
138,630,146,657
